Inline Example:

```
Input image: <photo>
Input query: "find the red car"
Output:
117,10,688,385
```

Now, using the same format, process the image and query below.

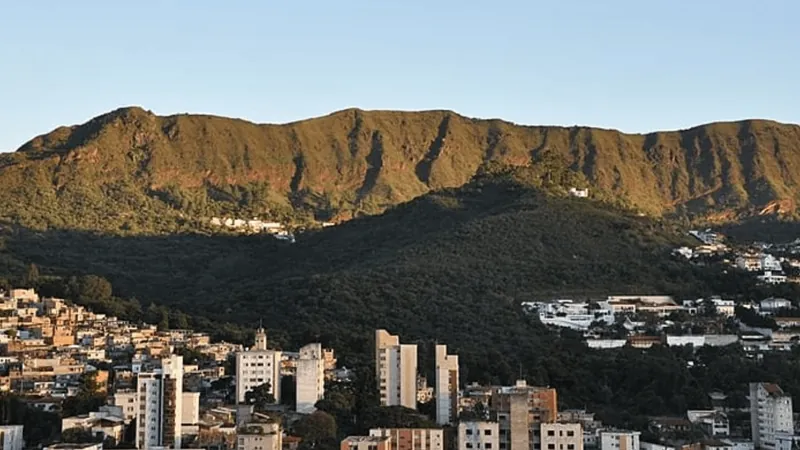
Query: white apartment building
599,431,640,450
458,421,499,450
435,344,459,425
110,391,137,421
539,423,583,450
0,425,24,450
750,383,794,450
236,328,282,404
296,343,325,414
375,329,417,408
136,355,184,449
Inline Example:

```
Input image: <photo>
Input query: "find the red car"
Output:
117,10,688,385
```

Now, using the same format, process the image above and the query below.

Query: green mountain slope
3,107,800,232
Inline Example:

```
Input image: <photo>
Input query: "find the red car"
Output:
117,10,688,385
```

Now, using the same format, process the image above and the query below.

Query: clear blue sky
0,1,797,151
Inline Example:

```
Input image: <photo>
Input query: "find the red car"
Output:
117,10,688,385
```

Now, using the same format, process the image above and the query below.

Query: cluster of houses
208,218,296,242
0,287,346,450
673,229,800,285
526,295,800,353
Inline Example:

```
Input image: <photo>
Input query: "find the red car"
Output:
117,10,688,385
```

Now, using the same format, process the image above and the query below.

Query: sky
0,1,798,151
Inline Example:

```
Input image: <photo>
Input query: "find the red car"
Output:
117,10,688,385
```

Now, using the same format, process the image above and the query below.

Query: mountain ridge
4,106,800,232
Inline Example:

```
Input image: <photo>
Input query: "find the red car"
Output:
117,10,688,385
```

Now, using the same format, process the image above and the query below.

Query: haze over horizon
0,0,797,152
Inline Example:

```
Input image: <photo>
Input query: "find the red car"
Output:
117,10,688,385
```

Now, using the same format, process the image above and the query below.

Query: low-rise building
341,436,392,450
458,421,499,450
600,430,640,450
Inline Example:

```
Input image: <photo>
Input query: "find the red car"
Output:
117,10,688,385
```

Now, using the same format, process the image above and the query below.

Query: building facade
458,421,499,450
237,418,282,450
136,355,184,449
342,436,392,450
236,328,282,404
369,428,444,450
538,423,583,450
750,383,794,450
375,329,417,408
0,425,24,450
296,343,325,414
599,431,640,450
435,344,459,425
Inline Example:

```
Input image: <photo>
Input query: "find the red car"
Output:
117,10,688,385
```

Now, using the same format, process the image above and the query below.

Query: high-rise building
296,343,325,414
458,421,499,450
375,329,417,408
491,381,561,450
136,355,184,449
236,328,282,404
750,382,794,450
369,428,445,450
435,344,459,425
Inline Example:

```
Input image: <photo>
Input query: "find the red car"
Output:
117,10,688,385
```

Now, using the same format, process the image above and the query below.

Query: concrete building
110,391,137,421
458,421,499,450
687,411,729,437
136,355,185,449
435,344,459,425
539,423,583,450
341,436,392,450
296,343,325,414
237,415,282,450
369,428,444,450
493,391,530,450
182,392,200,429
750,383,794,450
236,328,282,404
600,431,640,450
0,425,24,450
375,329,417,408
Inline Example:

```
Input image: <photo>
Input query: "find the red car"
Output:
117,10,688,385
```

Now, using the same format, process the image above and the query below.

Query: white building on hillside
136,355,185,449
535,300,614,331
600,430,640,450
435,344,459,425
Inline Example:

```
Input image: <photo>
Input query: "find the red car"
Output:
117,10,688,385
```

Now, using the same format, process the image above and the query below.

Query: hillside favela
1,2,799,450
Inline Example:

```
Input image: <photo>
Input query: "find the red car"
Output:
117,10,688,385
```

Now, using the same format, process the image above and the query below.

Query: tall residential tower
375,329,417,408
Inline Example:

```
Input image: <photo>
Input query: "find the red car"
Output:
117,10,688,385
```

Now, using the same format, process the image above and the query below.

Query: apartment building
136,355,185,449
435,344,459,425
369,428,444,450
375,329,417,408
458,421,499,450
236,328,282,404
341,436,392,450
750,383,794,450
296,343,325,414
538,423,583,450
599,431,640,450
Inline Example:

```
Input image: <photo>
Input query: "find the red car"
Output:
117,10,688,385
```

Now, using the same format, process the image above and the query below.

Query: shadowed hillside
2,107,800,232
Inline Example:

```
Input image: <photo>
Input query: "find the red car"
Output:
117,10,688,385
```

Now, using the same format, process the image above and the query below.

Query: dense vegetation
2,107,800,234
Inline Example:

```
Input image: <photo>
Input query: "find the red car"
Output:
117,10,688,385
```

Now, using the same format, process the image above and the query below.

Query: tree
62,373,107,417
294,410,337,449
244,382,275,410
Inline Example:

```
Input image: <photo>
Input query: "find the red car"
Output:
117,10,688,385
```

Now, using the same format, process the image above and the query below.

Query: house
607,296,680,317
569,188,589,198
687,410,729,436
600,431,640,450
758,271,787,285
759,298,792,315
775,318,800,329
536,300,615,331
649,417,693,433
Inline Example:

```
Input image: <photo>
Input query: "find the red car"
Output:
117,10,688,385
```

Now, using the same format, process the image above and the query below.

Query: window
466,444,473,449
567,431,574,437
548,445,555,450
485,430,492,436
485,445,492,449
568,445,575,450
548,430,555,437
467,430,473,436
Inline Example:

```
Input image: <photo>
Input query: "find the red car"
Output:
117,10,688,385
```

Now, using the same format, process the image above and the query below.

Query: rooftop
344,436,391,443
